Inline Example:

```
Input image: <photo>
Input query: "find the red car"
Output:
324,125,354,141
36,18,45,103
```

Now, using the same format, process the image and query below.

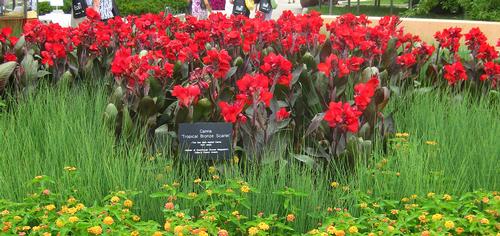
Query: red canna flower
465,28,487,52
480,61,500,88
203,49,232,79
219,99,246,123
3,53,17,62
236,74,273,107
172,85,201,107
85,8,101,20
111,48,132,77
0,27,12,43
8,36,18,46
434,27,462,53
346,57,364,72
317,54,350,79
397,53,416,68
276,108,291,121
41,51,54,66
324,102,361,133
354,78,379,112
443,62,467,85
260,53,293,87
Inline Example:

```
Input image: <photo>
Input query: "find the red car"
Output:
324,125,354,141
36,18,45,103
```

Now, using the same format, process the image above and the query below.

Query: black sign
178,122,232,159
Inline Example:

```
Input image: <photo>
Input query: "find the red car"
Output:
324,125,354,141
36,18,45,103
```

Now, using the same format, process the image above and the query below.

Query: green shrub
115,0,188,16
409,0,500,21
37,1,52,15
37,0,72,15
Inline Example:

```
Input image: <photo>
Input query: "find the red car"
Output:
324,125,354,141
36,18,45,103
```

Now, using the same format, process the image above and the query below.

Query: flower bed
1,9,498,163
1,174,499,235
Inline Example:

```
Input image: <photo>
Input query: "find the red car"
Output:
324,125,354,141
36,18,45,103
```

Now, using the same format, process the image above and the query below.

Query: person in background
71,0,93,27
209,0,225,11
229,0,250,17
92,0,118,21
255,0,272,20
187,0,212,20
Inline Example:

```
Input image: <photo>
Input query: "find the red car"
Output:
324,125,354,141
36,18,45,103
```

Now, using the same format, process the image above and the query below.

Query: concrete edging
321,15,500,46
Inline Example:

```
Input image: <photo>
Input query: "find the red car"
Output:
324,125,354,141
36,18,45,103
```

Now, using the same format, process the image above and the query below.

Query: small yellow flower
55,219,65,228
401,197,410,202
35,175,44,180
68,216,79,223
22,226,31,231
232,211,240,216
176,212,185,219
124,199,133,208
427,192,435,198
391,209,399,215
480,218,489,224
421,231,431,236
464,214,475,222
206,189,213,196
258,222,270,231
132,215,140,222
174,225,184,235
164,202,175,210
335,229,346,236
212,175,220,180
482,197,490,204
418,215,427,223
103,216,114,225
226,188,234,193
286,214,295,222
208,166,216,174
218,229,229,236
233,156,239,164
188,192,197,198
442,194,452,201
152,231,163,236
248,227,259,236
330,181,339,188
164,221,171,232
198,231,208,236
348,226,358,234
308,229,320,235
67,197,76,204
444,220,455,229
1,210,9,215
67,207,78,215
387,226,394,232
360,203,368,209
87,226,103,235
240,185,250,193
75,203,85,210
432,213,443,221
110,196,120,203
326,225,336,234
425,141,437,145
194,178,202,184
45,204,56,211
13,216,22,221
172,181,180,187
395,132,409,138
130,231,139,236
411,194,418,199
63,166,77,171
42,233,51,236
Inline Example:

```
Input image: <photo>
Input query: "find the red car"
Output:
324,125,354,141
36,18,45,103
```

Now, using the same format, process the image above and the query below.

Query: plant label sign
178,122,232,159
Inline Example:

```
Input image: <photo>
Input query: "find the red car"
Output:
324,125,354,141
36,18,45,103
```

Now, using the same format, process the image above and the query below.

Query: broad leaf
305,112,325,136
